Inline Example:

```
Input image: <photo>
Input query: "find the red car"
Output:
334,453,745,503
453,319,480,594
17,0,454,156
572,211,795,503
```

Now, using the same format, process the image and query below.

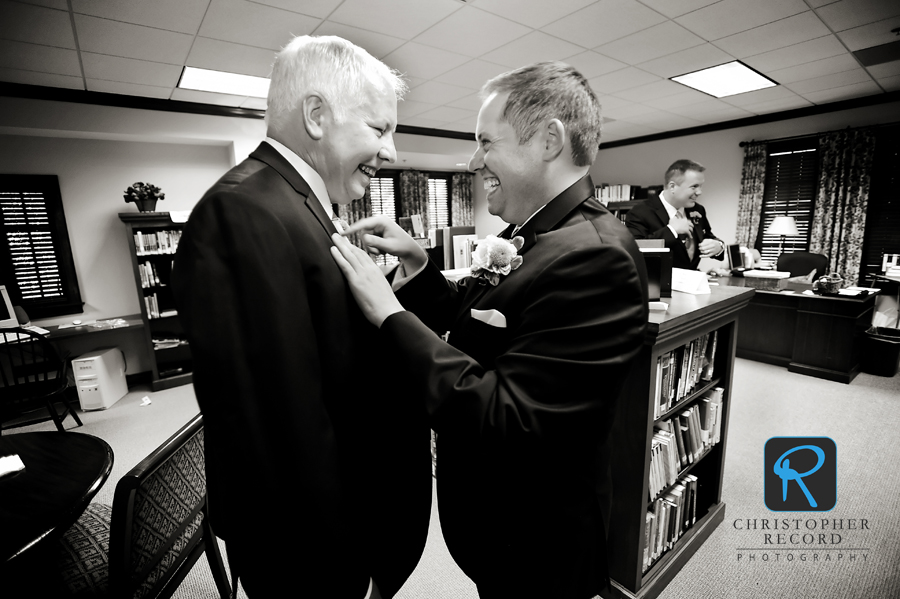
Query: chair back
108,414,226,599
776,252,830,279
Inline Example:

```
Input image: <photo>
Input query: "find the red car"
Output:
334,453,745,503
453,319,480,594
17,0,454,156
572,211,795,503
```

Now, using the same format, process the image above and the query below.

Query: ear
541,119,566,161
302,94,327,141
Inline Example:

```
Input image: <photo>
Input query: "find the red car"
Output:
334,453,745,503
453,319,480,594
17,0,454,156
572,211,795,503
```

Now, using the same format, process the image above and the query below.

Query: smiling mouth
359,164,377,177
483,176,499,191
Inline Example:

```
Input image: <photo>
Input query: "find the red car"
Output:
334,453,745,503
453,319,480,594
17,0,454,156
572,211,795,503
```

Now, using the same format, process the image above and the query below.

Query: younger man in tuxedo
331,61,648,598
626,159,725,270
171,36,431,598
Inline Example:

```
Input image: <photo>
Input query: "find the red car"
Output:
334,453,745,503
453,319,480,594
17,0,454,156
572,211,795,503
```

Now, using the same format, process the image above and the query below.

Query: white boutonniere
688,211,702,225
470,235,524,286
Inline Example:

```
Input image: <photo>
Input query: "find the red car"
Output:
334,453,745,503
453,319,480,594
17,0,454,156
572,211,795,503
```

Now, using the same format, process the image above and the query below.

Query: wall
590,100,900,271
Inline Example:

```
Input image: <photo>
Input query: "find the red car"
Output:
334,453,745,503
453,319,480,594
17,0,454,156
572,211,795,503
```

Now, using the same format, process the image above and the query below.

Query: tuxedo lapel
513,175,596,256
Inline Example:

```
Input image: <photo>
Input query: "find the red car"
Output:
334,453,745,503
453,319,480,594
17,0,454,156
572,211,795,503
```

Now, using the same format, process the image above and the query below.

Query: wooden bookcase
607,285,754,599
119,212,192,391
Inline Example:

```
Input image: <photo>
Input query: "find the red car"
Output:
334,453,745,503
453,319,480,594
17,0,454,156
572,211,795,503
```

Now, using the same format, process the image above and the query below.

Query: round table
0,431,114,564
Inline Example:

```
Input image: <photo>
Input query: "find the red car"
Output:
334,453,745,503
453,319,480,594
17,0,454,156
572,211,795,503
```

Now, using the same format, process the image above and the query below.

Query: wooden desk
717,277,877,383
42,314,144,340
0,431,113,564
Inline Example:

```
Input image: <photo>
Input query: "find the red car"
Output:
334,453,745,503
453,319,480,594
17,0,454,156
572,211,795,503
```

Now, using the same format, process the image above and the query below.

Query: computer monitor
0,285,17,328
727,244,744,270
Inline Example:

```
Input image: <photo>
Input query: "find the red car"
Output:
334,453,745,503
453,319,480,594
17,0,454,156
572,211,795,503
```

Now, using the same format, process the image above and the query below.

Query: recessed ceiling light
456,162,467,167
670,61,777,98
178,66,270,99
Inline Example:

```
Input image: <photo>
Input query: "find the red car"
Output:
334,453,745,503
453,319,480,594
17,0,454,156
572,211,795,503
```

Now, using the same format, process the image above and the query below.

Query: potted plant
124,182,165,212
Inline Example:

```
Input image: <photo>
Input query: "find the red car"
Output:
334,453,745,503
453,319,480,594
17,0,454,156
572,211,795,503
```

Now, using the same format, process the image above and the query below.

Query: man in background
331,61,648,598
626,159,725,270
171,35,431,598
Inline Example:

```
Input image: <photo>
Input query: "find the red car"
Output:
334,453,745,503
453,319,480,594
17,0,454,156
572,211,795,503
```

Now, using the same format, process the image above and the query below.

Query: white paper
671,268,711,295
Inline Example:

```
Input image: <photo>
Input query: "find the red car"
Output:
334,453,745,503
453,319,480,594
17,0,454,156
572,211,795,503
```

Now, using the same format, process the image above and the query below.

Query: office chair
57,414,232,599
0,327,83,434
776,252,830,280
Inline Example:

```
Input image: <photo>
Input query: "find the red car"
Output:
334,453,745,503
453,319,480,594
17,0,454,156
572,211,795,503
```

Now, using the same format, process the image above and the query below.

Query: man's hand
699,238,723,258
343,216,428,272
330,233,405,328
669,217,693,236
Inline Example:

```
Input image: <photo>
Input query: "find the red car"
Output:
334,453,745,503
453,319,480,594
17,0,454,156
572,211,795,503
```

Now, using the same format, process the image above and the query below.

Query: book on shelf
134,229,182,256
654,329,721,418
644,472,701,573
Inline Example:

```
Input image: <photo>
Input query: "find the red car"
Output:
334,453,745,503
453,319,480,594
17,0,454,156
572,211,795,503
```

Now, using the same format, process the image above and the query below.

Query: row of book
143,292,178,319
134,230,181,256
595,184,636,202
653,330,718,419
138,261,164,288
644,473,699,573
649,387,724,501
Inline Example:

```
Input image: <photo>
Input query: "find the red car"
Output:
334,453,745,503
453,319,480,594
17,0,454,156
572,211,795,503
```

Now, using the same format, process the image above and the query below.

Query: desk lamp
766,216,799,258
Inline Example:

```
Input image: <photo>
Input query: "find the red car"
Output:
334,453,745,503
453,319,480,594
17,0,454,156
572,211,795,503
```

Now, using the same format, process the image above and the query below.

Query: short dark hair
480,61,602,167
665,159,705,185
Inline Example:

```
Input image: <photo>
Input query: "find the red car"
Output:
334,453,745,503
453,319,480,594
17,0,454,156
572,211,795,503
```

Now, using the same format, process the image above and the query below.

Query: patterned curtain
336,190,372,248
451,172,474,226
399,170,430,232
735,141,767,248
809,129,875,287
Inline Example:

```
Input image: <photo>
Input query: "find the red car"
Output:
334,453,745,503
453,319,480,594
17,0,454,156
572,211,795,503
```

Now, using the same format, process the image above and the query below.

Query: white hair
266,35,407,131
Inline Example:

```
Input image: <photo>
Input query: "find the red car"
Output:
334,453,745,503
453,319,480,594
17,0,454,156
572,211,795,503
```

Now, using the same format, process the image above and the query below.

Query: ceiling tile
171,87,247,107
470,0,597,29
403,116,451,129
446,93,485,111
0,66,83,88
618,109,705,130
86,78,172,98
836,15,900,52
311,21,406,59
600,120,663,137
876,74,900,91
413,6,531,58
541,0,667,48
741,95,814,114
397,100,439,118
405,76,428,88
328,0,461,40
589,66,660,94
718,84,800,107
611,78,690,101
415,105,477,123
241,97,268,110
72,0,208,35
712,11,831,59
404,81,474,104
382,42,471,79
675,0,809,40
17,0,69,9
251,0,344,20
642,88,714,109
663,99,754,121
786,68,874,94
638,43,733,78
481,31,584,68
807,0,840,7
596,94,634,110
815,0,900,32
186,38,275,78
74,14,193,64
82,53,182,87
443,119,477,134
594,21,705,65
0,1,75,49
602,102,660,119
768,53,861,84
801,80,883,103
742,35,848,73
564,50,628,79
867,59,900,78
0,39,81,76
634,0,721,19
199,0,319,50
434,60,510,90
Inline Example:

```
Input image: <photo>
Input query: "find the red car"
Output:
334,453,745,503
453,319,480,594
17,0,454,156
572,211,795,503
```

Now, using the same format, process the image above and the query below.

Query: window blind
368,176,398,266
427,176,450,229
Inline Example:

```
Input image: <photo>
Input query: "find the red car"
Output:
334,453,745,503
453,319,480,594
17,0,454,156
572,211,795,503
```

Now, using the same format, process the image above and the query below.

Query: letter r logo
764,437,836,512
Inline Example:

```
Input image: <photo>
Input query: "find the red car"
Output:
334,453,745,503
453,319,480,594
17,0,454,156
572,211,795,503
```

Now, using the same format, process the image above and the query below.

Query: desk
717,277,877,383
0,432,113,564
42,314,144,340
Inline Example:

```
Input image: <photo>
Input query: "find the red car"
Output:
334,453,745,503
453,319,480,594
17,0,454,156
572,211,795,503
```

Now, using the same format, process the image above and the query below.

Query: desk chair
0,327,82,434
776,252,829,280
57,414,231,599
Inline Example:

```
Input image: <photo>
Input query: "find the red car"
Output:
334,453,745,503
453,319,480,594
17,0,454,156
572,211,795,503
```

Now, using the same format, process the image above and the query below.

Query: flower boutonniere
688,210,702,225
470,235,524,286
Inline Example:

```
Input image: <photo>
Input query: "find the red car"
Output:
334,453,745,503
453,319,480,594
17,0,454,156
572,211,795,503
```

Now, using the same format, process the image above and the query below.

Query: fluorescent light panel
179,66,270,99
671,61,777,98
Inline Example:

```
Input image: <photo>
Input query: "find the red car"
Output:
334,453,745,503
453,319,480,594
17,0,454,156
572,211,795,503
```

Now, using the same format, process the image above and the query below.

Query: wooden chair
777,251,830,280
0,327,82,434
56,414,231,599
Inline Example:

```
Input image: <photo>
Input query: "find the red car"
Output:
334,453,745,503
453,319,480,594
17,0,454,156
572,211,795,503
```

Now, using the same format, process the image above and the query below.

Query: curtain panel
451,172,474,226
399,170,430,232
810,129,875,287
735,142,767,248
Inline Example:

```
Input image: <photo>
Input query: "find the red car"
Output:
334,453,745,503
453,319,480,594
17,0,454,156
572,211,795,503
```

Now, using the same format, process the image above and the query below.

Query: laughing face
318,82,398,205
468,91,544,225
666,169,705,210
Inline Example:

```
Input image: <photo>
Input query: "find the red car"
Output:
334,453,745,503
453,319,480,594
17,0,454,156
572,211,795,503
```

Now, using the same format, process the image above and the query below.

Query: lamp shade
766,215,799,236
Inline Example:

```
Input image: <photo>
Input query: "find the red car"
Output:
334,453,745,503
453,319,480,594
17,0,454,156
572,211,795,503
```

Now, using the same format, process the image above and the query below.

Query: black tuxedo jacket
171,142,431,597
382,176,648,597
625,195,722,270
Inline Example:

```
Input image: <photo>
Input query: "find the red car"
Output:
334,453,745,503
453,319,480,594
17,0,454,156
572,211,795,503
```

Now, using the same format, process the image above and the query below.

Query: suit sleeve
626,205,679,253
383,243,647,446
172,191,366,595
